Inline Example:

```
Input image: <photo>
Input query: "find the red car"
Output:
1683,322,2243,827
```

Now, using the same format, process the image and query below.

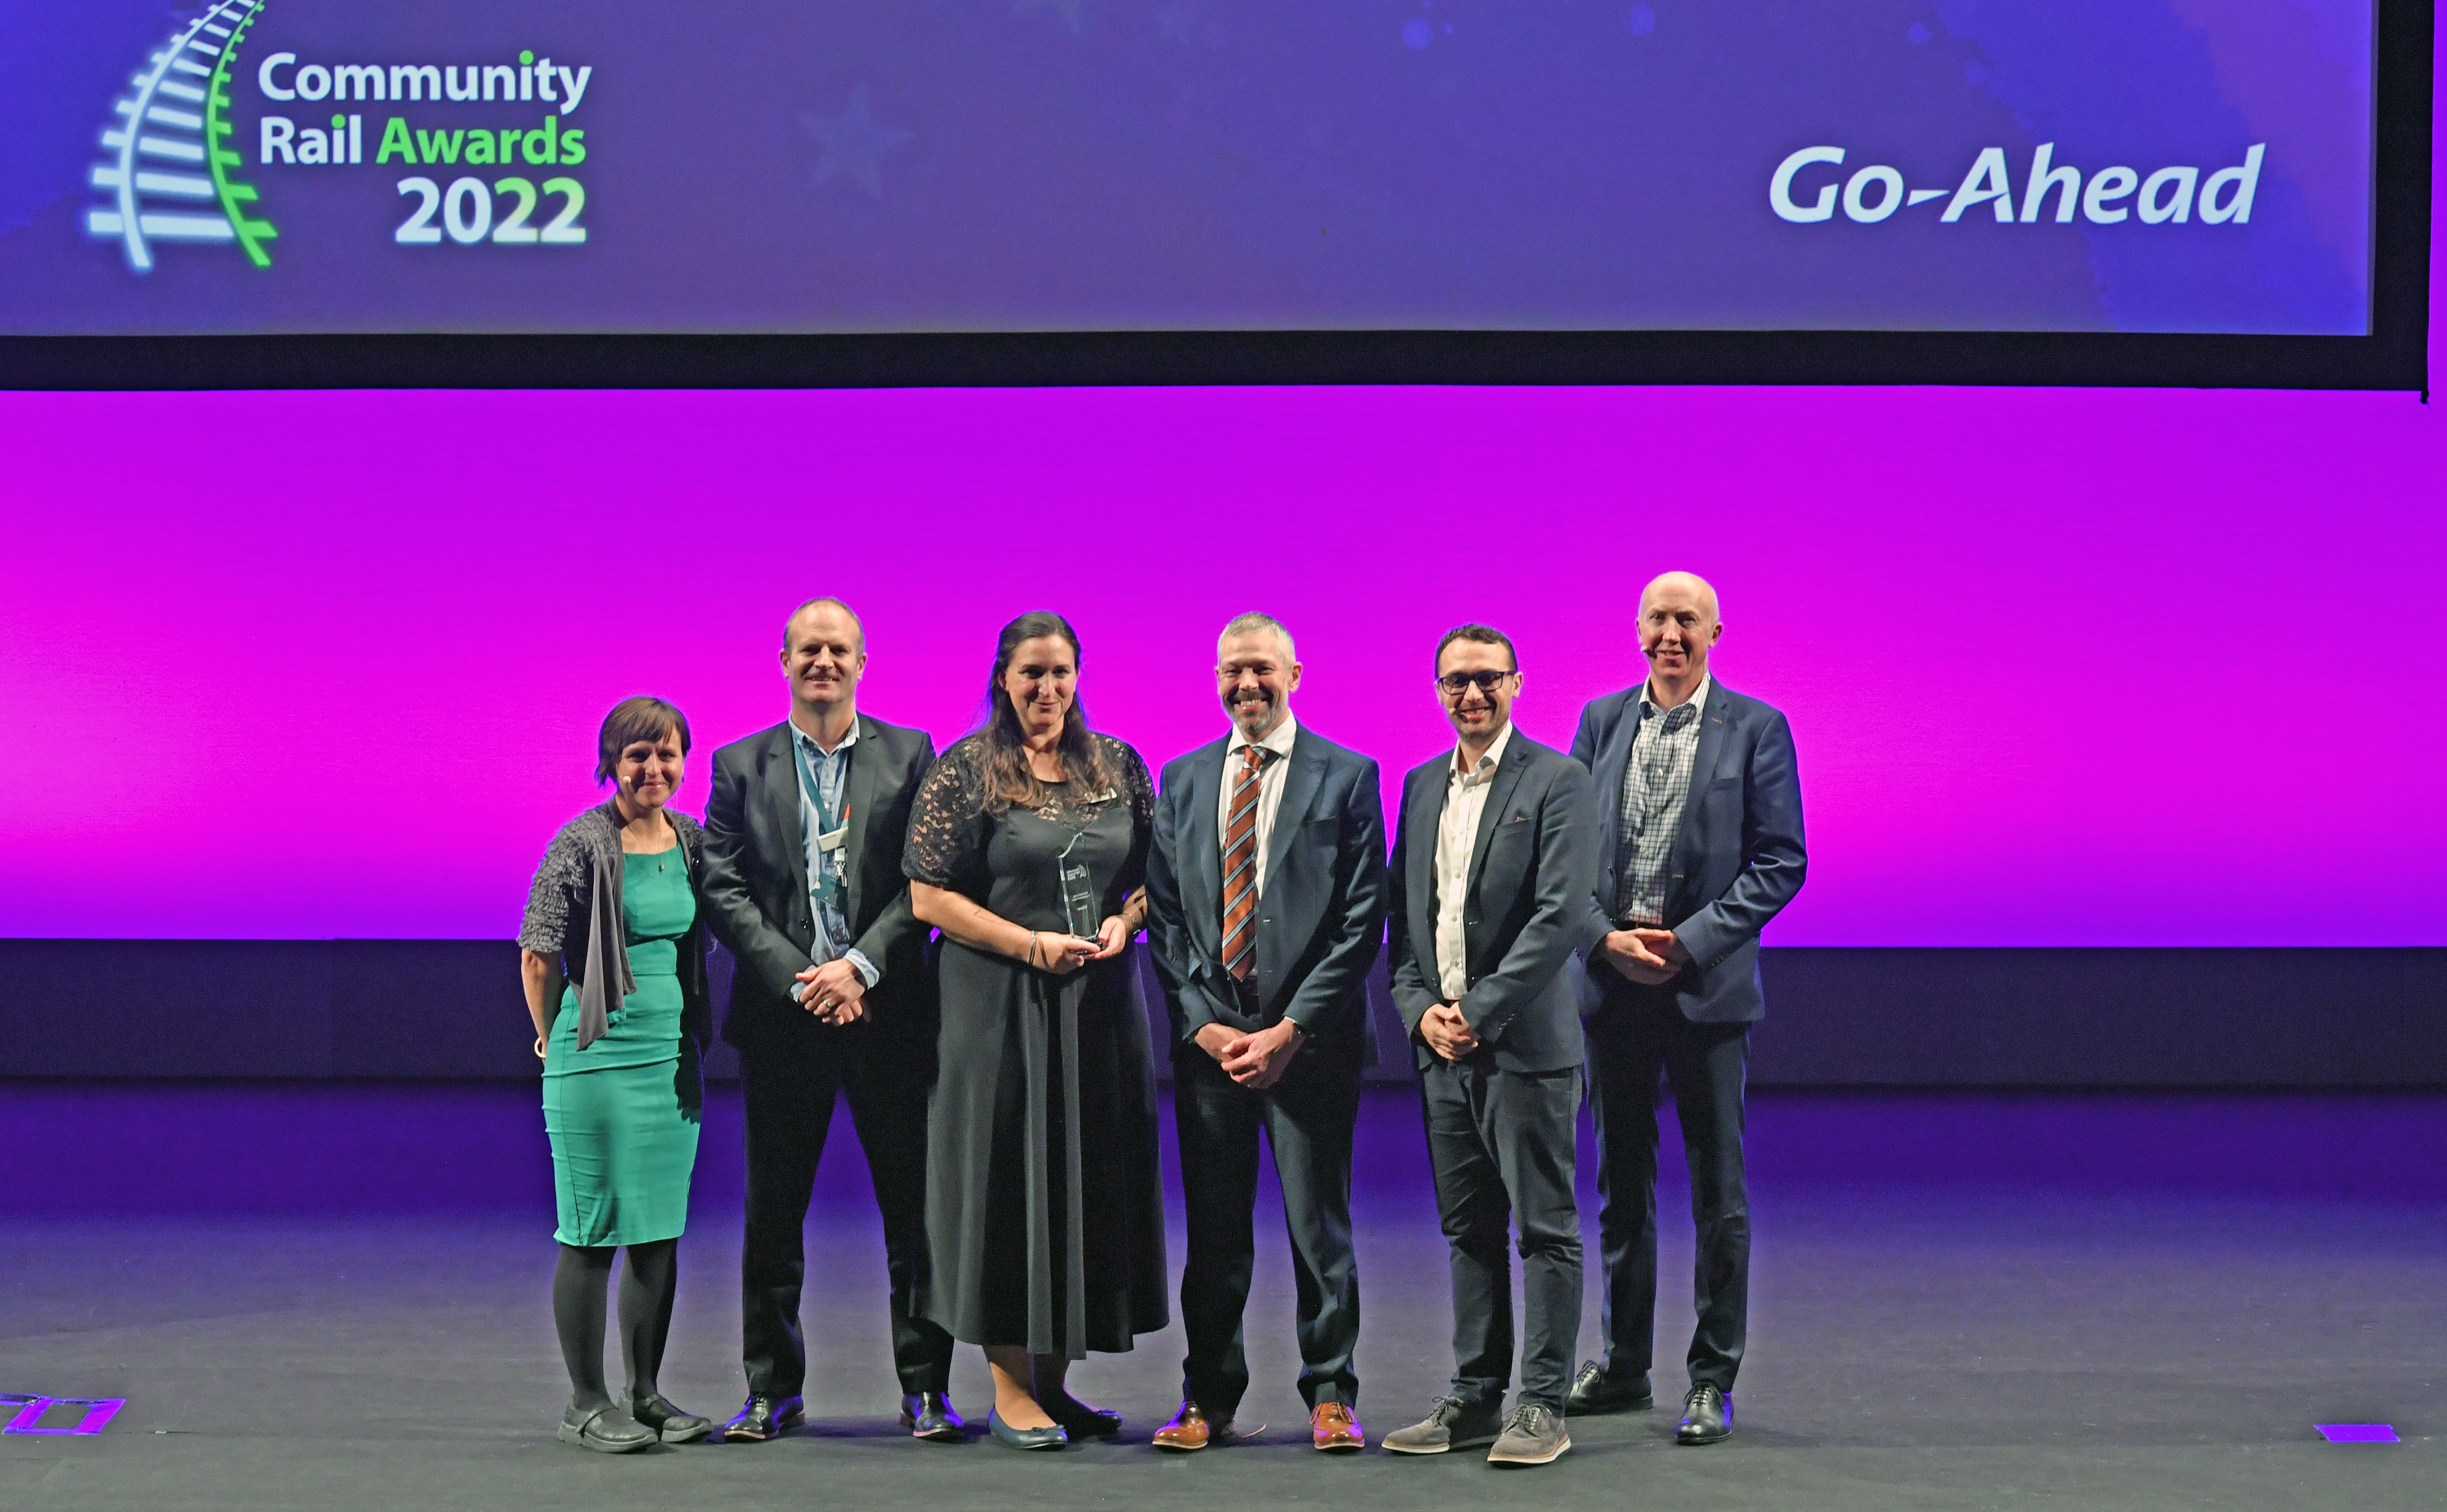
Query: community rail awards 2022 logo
85,0,595,273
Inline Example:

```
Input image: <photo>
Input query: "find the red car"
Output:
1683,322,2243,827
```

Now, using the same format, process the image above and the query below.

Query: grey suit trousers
1418,1054,1582,1411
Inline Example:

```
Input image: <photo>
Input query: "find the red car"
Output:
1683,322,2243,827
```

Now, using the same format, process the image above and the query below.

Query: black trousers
1172,1036,1362,1418
1584,981,1751,1393
1417,1054,1582,1411
740,1023,953,1398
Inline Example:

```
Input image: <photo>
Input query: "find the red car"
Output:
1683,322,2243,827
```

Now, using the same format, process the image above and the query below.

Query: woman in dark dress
906,612,1168,1450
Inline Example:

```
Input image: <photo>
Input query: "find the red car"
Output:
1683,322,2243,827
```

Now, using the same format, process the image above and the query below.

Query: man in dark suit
1145,613,1388,1456
700,597,960,1444
1564,572,1806,1447
1381,624,1594,1468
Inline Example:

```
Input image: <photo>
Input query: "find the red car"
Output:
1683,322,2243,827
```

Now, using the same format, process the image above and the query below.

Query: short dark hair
782,596,865,651
596,696,691,785
1435,623,1517,674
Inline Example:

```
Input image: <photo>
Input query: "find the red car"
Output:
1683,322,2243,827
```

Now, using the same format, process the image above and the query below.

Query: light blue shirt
792,719,880,995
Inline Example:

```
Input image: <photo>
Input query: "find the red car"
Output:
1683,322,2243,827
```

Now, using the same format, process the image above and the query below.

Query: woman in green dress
518,696,717,1454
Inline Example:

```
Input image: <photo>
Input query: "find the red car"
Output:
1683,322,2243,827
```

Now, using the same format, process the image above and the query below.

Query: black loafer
900,1391,967,1442
630,1393,715,1444
1043,1392,1121,1438
1565,1361,1654,1415
559,1402,657,1454
1675,1384,1733,1445
987,1411,1068,1450
722,1394,805,1442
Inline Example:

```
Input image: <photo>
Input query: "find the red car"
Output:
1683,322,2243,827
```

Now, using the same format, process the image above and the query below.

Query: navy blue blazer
1569,678,1806,1025
1146,723,1388,1058
1387,730,1594,1075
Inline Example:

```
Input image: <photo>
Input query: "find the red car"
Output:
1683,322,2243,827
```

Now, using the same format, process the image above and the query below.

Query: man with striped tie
1145,612,1389,1455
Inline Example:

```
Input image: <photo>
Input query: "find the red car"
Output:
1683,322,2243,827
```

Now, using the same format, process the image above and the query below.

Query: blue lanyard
791,734,851,903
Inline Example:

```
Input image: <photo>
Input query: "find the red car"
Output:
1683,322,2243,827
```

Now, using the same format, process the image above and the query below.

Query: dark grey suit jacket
1387,729,1595,1075
701,715,938,1051
1146,723,1388,1061
1569,679,1806,1025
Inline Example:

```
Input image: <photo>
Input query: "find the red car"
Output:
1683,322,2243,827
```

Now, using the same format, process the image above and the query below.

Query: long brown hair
976,612,1115,812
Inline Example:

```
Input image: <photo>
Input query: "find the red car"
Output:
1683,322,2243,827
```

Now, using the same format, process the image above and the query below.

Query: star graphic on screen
802,83,911,198
1154,1,1201,43
1014,0,1085,34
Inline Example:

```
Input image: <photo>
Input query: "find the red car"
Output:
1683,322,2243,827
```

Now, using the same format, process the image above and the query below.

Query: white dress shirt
1432,720,1514,1003
1218,711,1300,901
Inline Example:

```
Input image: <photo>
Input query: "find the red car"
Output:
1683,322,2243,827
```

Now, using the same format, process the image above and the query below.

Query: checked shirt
1613,677,1711,926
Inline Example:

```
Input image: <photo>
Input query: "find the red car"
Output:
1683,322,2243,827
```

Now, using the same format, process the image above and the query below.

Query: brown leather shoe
1312,1402,1364,1452
1153,1401,1233,1451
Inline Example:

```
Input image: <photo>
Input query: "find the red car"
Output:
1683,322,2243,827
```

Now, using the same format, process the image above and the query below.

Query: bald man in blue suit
1566,572,1806,1447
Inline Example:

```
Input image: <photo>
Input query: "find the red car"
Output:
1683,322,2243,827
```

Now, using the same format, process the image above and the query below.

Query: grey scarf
574,835,635,1051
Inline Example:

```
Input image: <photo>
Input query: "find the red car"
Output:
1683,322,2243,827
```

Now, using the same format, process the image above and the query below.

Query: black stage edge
4,941,2441,1087
0,323,2428,394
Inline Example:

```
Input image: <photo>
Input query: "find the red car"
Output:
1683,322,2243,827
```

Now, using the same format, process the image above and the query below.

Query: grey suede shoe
1486,1403,1570,1466
1381,1395,1505,1455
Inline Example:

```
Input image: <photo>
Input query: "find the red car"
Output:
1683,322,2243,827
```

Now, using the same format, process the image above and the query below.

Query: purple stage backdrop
8,378,2443,949
7,30,2446,951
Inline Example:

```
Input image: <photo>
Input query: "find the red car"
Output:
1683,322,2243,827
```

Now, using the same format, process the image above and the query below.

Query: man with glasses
1564,572,1806,1447
1144,612,1388,1455
1382,625,1595,1467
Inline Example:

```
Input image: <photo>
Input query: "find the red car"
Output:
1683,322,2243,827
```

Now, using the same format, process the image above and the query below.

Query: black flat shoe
630,1393,714,1444
1565,1361,1655,1415
722,1394,805,1442
559,1403,657,1454
1042,1392,1122,1438
987,1411,1067,1450
1675,1384,1733,1445
900,1391,967,1442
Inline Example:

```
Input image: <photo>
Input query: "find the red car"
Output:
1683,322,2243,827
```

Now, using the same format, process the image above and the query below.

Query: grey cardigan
519,803,713,1059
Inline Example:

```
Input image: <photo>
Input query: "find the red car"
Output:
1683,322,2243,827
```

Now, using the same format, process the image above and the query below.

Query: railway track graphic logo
86,0,277,272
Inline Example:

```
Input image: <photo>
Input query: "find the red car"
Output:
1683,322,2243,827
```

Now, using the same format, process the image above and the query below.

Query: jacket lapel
765,726,810,915
1594,689,1640,896
841,715,881,926
1264,730,1325,892
1407,761,1443,981
1186,741,1226,960
1667,687,1735,903
1464,734,1530,896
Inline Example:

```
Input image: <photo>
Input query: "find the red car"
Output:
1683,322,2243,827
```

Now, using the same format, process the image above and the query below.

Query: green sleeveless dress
541,847,700,1247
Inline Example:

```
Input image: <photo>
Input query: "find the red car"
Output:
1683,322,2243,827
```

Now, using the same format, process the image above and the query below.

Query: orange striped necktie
1221,744,1268,981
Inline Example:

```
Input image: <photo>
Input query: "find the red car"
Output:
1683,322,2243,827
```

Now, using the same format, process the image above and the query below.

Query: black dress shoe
630,1393,715,1444
900,1392,967,1442
1040,1391,1121,1438
1566,1361,1655,1415
987,1411,1068,1450
560,1402,657,1454
722,1394,805,1442
1675,1383,1733,1445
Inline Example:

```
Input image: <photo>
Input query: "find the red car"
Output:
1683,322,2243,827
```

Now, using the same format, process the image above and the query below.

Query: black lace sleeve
904,735,991,895
1106,736,1157,896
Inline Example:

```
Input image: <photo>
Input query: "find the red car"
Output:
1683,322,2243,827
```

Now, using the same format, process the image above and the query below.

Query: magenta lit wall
7,378,2442,947
11,50,2447,948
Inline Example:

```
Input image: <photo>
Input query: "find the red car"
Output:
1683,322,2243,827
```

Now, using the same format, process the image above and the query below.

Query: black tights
552,1239,678,1413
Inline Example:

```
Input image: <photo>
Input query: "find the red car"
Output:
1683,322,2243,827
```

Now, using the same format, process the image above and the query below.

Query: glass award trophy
1056,832,1101,939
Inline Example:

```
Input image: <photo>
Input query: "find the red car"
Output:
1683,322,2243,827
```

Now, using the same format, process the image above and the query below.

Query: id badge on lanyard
793,738,853,907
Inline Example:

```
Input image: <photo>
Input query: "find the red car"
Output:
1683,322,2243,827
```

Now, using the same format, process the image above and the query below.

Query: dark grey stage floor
1,1081,2440,1511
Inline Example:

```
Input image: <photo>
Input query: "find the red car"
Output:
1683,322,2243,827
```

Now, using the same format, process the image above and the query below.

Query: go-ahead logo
1771,143,2266,226
86,1,596,274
